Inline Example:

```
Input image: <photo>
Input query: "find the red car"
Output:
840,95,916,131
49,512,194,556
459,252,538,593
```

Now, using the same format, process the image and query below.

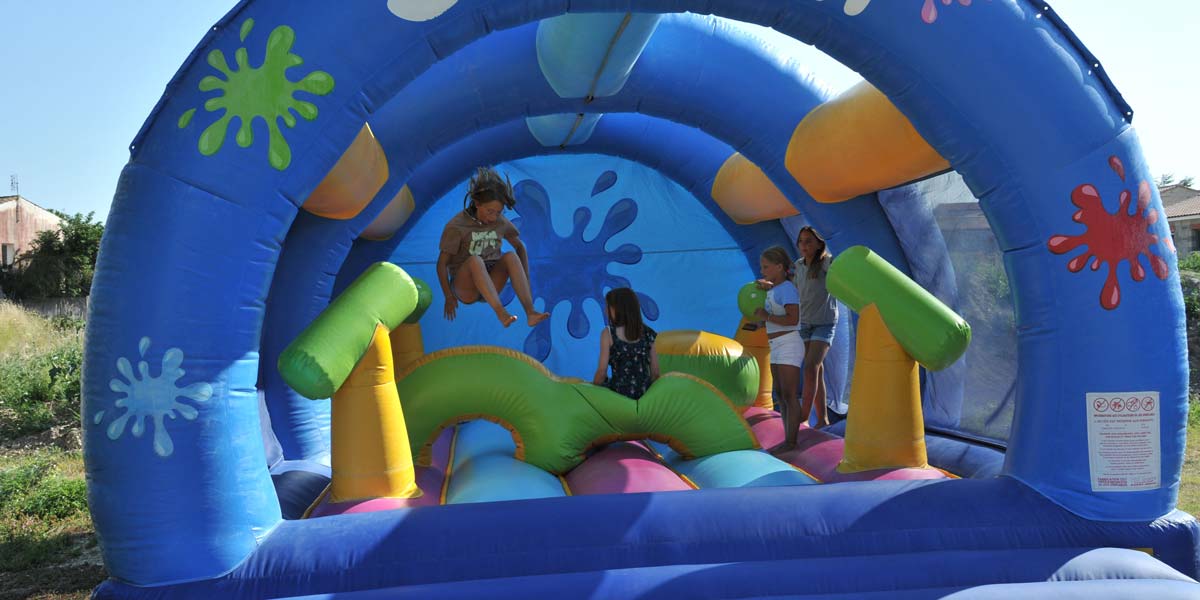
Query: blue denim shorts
799,323,835,344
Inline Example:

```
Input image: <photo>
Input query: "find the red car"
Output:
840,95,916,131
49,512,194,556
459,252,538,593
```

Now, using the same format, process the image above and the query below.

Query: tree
1157,173,1196,188
0,212,104,300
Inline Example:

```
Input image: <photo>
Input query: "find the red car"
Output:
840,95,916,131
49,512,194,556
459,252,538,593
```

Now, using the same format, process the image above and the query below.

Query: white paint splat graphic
387,0,458,22
96,337,213,458
843,0,872,15
817,0,873,16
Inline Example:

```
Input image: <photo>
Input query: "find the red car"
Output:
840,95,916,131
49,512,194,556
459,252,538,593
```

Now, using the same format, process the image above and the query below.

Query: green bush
0,456,54,508
0,454,87,520
0,211,103,301
0,342,83,439
1187,291,1200,322
50,315,86,332
1179,252,1200,273
16,477,89,520
0,525,81,573
0,450,94,575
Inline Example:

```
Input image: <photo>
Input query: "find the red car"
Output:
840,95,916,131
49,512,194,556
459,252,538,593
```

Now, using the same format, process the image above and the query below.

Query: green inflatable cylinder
826,246,970,371
404,277,433,324
278,262,420,399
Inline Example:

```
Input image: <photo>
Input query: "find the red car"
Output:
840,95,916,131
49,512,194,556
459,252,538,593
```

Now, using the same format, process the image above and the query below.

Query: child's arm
437,251,457,320
754,303,799,326
780,303,800,326
592,328,612,385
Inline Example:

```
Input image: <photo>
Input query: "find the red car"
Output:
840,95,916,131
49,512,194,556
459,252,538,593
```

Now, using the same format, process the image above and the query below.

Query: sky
0,1,1196,222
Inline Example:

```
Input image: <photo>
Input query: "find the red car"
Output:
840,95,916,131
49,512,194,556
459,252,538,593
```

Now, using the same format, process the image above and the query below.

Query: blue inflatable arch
270,112,803,460
266,13,902,460
85,0,1192,595
348,115,793,276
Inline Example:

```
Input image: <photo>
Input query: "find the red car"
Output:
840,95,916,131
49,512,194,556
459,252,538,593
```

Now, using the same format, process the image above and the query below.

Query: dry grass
0,301,82,360
1182,444,1200,515
0,304,100,598
1179,401,1200,516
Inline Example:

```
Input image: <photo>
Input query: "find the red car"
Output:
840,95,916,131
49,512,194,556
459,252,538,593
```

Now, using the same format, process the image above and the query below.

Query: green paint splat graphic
178,20,334,171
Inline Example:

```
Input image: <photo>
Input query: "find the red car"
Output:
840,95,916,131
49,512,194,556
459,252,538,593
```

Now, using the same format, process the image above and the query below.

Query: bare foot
526,311,550,327
495,310,518,328
768,441,796,455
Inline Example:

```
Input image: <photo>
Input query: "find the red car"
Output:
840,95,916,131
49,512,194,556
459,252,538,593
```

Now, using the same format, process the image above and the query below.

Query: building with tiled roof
1160,184,1200,208
1162,185,1200,255
0,195,62,268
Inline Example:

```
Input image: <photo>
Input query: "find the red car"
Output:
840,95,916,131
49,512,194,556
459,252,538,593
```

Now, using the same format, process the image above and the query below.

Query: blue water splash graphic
591,170,617,197
96,337,214,458
508,170,659,360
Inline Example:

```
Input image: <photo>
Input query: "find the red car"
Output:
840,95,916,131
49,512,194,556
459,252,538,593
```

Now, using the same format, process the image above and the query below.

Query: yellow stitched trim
783,459,823,483
300,482,332,519
418,413,528,466
640,441,701,490
439,424,459,505
934,466,960,479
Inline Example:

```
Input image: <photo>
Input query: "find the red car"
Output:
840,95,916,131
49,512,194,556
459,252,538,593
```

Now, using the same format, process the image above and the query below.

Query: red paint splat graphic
922,0,973,24
1047,156,1172,310
1108,155,1125,181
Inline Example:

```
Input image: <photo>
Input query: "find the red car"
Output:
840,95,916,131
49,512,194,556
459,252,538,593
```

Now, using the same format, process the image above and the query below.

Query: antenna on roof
9,175,18,223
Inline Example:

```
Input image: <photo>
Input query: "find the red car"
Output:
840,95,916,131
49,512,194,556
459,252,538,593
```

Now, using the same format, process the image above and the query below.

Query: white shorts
768,331,805,368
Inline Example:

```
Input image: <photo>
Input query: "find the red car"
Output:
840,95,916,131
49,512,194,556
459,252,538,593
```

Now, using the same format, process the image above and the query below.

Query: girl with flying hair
436,166,549,328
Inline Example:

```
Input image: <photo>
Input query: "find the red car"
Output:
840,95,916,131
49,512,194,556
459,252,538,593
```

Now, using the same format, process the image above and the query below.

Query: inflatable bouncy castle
84,1,1200,597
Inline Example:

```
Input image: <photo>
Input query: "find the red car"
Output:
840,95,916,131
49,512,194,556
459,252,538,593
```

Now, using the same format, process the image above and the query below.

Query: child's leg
769,363,801,453
495,252,549,326
802,341,831,428
814,363,828,427
459,256,516,327
798,341,813,424
771,375,783,415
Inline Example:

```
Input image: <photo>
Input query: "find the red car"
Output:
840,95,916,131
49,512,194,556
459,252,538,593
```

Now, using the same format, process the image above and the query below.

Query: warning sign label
1086,392,1160,492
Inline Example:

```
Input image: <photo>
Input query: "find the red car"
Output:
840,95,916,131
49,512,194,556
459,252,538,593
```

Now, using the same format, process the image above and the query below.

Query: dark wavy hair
463,166,515,216
797,226,831,280
605,287,645,341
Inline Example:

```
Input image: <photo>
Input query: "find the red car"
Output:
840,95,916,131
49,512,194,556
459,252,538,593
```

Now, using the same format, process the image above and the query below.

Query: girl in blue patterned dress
592,287,659,399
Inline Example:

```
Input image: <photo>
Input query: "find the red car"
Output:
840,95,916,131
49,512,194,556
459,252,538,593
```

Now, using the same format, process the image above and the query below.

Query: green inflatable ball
737,282,767,319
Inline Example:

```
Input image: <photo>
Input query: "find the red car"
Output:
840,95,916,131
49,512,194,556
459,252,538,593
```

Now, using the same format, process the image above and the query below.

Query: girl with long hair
793,226,837,428
436,166,550,328
592,287,659,399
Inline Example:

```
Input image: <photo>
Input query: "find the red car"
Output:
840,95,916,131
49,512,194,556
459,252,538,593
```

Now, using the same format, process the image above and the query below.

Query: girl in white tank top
754,246,804,454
